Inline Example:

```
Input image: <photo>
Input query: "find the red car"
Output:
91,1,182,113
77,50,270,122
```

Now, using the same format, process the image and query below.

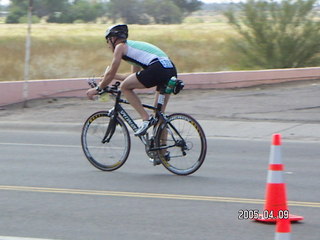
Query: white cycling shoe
134,116,156,136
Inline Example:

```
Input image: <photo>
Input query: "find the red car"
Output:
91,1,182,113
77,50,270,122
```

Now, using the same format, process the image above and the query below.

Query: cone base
255,214,304,223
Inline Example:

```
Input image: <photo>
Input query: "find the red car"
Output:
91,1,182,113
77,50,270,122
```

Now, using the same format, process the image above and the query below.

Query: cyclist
87,24,177,136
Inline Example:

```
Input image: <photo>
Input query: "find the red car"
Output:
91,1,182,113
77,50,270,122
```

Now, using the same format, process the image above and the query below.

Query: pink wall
1,67,320,106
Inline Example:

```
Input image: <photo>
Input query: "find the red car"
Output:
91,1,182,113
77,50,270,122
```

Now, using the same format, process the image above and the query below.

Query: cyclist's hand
86,88,98,100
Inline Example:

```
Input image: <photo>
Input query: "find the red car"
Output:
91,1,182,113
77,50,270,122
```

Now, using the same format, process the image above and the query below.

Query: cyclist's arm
98,43,124,89
86,44,124,100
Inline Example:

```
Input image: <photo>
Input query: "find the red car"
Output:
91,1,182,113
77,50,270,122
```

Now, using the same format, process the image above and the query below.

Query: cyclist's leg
154,92,170,154
120,73,149,121
154,91,170,112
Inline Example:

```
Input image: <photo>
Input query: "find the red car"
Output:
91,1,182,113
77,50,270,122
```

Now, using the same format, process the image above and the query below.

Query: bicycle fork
102,109,117,144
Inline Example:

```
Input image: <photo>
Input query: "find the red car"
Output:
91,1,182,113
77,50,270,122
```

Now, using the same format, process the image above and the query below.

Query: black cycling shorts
136,60,177,91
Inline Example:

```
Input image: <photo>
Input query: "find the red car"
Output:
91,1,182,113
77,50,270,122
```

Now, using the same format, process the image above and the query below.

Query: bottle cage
173,79,184,95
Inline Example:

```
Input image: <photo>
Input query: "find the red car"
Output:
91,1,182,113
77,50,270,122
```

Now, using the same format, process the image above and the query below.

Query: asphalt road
0,81,320,239
0,129,319,240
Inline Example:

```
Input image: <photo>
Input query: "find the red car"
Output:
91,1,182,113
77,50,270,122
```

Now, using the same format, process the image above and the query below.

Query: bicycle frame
91,79,187,157
102,88,168,148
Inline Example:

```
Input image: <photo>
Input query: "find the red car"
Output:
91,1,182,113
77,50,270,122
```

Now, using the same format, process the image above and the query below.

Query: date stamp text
238,209,289,220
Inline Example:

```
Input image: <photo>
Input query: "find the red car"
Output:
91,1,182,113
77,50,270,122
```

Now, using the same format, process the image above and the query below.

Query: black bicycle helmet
105,24,128,40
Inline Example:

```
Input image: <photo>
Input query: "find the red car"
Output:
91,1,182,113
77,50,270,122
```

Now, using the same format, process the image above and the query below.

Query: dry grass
0,23,242,81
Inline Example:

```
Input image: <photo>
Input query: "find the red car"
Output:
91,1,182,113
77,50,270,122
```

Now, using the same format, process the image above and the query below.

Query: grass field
0,23,243,81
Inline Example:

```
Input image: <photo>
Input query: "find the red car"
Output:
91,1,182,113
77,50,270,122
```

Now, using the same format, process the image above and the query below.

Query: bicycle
81,80,207,175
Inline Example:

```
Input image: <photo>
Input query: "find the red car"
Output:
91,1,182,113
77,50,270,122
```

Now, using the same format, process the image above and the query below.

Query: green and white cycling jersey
123,40,171,69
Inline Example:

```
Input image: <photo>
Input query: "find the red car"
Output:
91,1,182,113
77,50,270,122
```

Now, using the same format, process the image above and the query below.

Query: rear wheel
155,113,207,175
81,111,130,171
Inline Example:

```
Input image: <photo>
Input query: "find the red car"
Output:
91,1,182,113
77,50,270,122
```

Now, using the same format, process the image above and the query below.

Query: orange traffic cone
275,217,291,240
255,134,304,223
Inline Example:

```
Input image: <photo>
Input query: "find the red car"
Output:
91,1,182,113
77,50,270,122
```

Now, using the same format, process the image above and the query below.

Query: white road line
0,237,60,240
0,142,79,148
0,142,123,150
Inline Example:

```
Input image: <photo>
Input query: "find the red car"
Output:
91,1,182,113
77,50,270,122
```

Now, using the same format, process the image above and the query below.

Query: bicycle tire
81,111,131,171
155,113,207,175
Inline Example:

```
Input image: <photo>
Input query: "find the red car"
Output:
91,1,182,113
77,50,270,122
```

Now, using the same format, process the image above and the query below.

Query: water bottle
165,77,177,94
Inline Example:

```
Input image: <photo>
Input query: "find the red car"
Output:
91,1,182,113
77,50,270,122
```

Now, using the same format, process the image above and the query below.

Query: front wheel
81,111,131,171
155,113,207,175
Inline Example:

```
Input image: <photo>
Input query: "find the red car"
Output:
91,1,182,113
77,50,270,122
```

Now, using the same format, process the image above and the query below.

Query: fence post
23,0,33,107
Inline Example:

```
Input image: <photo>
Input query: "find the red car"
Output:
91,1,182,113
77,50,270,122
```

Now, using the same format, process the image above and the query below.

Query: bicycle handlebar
87,78,120,95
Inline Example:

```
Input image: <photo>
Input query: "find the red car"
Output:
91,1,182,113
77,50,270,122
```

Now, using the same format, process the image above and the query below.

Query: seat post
152,88,165,123
156,92,165,112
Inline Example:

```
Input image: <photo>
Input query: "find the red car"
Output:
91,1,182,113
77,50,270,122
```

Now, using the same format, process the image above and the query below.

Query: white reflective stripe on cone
267,170,284,183
275,232,291,240
269,146,282,164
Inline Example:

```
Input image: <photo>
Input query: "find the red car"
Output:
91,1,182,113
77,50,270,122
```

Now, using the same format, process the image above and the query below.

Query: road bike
81,80,207,175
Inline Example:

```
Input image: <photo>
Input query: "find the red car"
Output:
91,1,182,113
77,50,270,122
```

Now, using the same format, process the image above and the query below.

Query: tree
106,0,145,24
5,0,27,23
33,0,68,18
68,0,106,22
5,0,202,24
6,0,106,23
144,0,183,24
6,0,69,23
171,0,202,16
106,0,183,24
225,0,320,69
